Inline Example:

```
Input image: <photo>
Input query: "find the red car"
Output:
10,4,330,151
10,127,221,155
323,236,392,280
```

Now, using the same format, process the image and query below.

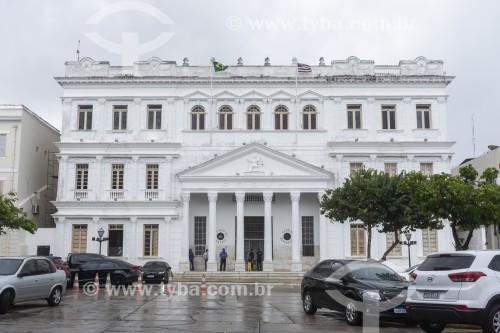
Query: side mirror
340,277,348,285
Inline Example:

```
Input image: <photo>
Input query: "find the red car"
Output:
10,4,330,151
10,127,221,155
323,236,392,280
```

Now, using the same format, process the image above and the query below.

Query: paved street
0,284,482,333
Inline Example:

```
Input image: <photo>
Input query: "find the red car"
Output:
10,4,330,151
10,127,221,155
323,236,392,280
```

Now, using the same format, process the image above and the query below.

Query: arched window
191,106,205,130
274,105,289,130
218,106,233,130
302,105,317,130
246,105,261,130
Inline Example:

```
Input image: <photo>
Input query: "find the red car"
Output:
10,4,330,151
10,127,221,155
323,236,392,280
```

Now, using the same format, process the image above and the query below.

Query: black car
67,253,108,269
141,261,172,283
301,260,412,326
70,259,140,286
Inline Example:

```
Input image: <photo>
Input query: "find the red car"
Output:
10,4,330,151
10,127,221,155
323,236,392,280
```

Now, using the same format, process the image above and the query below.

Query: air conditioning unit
31,204,39,214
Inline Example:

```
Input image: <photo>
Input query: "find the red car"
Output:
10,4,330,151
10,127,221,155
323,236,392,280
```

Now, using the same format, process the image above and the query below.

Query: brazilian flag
213,60,228,72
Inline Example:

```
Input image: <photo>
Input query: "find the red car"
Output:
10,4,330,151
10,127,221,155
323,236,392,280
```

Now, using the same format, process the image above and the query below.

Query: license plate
147,275,154,278
423,291,440,299
394,307,407,314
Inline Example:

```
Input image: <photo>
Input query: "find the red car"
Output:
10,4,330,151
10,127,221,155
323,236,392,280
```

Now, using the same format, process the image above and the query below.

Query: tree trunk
461,230,475,250
367,227,372,259
450,223,463,250
381,230,400,261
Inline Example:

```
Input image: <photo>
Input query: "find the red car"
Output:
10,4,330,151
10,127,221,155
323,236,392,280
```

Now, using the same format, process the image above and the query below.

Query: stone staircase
172,271,304,284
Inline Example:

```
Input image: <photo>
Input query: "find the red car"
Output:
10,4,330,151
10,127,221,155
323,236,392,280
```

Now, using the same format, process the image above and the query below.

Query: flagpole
209,58,214,146
295,59,298,144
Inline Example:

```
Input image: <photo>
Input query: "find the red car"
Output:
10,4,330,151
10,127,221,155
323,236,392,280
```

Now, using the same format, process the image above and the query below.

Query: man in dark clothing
219,248,228,271
248,248,255,271
256,248,263,271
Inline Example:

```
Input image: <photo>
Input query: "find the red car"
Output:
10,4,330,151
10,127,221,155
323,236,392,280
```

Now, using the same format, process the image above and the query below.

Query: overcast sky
1,0,498,167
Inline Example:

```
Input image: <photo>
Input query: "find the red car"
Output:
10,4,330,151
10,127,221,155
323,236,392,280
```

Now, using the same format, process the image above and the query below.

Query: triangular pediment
241,90,267,100
298,90,325,100
269,90,295,100
177,143,333,181
213,90,239,99
183,90,211,99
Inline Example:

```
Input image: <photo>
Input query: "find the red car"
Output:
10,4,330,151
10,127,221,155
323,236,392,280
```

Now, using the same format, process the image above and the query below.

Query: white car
406,250,500,333
0,256,67,314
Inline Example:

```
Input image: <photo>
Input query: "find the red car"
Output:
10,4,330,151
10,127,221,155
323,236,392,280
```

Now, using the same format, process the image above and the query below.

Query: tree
321,169,392,259
0,192,37,236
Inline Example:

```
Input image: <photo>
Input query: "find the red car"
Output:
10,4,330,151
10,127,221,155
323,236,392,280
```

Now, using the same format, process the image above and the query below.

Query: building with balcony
53,56,455,271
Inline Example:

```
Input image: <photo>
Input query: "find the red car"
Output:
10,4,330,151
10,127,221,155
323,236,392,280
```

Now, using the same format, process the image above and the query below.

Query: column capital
235,192,245,202
130,217,138,224
263,192,273,202
92,217,100,224
180,193,191,202
165,156,173,162
290,192,301,202
207,192,218,202
317,191,326,201
163,217,172,223
55,217,65,224
96,156,103,161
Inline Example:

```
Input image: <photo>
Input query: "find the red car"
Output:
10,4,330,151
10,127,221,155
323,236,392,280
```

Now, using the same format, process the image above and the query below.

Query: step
171,271,304,284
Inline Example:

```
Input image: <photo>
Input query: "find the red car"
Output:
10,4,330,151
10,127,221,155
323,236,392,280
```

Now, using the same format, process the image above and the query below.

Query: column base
178,260,190,272
207,260,218,272
235,260,246,272
291,260,302,272
263,260,274,272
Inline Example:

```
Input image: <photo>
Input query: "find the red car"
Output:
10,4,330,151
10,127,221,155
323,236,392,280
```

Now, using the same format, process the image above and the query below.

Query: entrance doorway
244,216,264,264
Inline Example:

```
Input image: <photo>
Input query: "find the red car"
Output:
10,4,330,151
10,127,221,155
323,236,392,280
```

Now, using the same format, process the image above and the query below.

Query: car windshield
143,262,165,269
52,258,64,265
349,264,403,281
0,259,24,275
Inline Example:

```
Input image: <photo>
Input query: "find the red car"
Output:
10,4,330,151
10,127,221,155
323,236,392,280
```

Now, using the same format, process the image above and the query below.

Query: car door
97,261,116,284
35,259,56,298
323,261,349,311
15,259,40,301
309,261,333,307
79,262,99,284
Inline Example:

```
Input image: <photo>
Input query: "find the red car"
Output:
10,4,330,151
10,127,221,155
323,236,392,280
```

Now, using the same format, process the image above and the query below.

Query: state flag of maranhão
213,60,228,72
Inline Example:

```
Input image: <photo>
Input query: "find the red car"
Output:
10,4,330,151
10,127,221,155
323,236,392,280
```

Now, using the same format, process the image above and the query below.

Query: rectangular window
382,105,396,130
0,134,6,156
350,224,365,257
111,164,124,189
147,105,162,130
350,162,364,174
385,232,402,256
108,224,123,257
347,105,362,129
72,224,88,253
143,224,159,256
302,216,315,257
416,105,431,129
194,217,206,256
78,105,93,130
420,163,433,176
422,229,438,255
146,164,159,190
384,163,398,176
113,105,127,130
75,164,89,190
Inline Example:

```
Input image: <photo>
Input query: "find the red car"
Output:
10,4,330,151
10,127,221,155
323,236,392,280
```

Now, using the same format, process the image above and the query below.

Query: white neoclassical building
53,56,455,272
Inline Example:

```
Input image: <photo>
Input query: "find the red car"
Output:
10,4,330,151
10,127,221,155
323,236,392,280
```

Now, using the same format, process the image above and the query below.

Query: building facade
53,56,455,271
0,105,60,256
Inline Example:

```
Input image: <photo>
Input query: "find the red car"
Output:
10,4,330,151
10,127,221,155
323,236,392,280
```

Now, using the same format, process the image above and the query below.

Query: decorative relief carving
235,192,245,202
399,57,444,76
403,98,412,104
263,192,273,202
207,192,218,202
134,57,177,77
180,193,191,202
245,155,265,174
331,56,375,75
290,192,301,202
65,57,110,77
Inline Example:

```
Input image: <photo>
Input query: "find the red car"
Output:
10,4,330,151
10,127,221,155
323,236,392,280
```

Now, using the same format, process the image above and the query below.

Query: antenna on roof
471,115,476,157
77,40,80,61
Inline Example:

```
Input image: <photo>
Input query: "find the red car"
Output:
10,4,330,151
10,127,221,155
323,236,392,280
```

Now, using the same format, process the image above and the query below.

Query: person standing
219,248,227,271
189,248,195,271
248,248,255,271
203,249,209,270
256,248,263,271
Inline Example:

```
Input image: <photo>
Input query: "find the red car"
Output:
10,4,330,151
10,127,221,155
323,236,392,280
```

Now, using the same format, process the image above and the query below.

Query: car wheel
302,291,317,315
345,299,362,326
484,304,500,333
0,290,11,315
112,275,125,286
418,320,446,333
47,287,62,307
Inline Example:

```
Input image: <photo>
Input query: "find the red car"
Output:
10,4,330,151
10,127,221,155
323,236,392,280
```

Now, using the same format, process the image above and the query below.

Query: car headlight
357,290,381,301
158,271,165,274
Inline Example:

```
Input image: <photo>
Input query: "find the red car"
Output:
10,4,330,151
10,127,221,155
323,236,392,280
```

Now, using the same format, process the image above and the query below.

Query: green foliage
0,192,37,235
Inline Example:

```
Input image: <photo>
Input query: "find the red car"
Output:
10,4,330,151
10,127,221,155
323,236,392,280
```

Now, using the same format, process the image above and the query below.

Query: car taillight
129,267,137,273
409,273,417,281
448,271,486,282
455,305,479,311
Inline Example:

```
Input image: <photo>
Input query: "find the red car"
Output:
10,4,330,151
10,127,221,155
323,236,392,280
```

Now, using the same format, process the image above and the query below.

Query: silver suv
406,250,500,333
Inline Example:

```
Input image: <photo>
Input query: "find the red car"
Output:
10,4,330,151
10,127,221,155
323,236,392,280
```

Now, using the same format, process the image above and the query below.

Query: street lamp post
92,228,109,255
400,230,417,268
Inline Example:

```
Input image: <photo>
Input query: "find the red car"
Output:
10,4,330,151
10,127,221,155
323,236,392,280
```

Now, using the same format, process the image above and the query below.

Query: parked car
406,250,500,333
301,260,412,326
0,256,67,315
70,259,140,286
66,253,108,269
141,261,172,283
399,264,420,282
29,255,71,285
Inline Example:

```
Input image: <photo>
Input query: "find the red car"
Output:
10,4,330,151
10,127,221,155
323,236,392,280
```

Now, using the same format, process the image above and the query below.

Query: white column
207,192,218,271
162,217,171,261
92,217,100,254
179,193,190,272
95,156,102,200
164,156,172,200
263,192,274,271
235,192,246,271
57,156,68,200
132,156,139,200
291,192,302,271
129,217,137,263
56,218,66,257
318,192,328,261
